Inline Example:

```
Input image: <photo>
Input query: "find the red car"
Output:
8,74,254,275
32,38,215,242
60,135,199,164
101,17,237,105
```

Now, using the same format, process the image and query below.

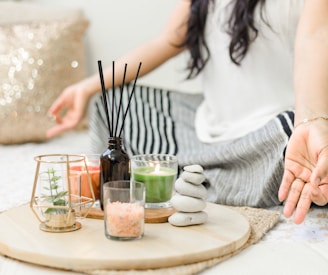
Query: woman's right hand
46,80,92,139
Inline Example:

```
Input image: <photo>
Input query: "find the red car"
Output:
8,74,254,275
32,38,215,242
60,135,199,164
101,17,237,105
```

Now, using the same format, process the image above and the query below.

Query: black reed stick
97,60,111,137
111,61,115,137
118,62,142,137
114,63,128,137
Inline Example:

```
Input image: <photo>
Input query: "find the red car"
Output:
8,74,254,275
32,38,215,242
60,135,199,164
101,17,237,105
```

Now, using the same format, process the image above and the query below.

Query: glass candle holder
103,180,145,241
30,154,95,232
131,154,178,209
70,154,101,202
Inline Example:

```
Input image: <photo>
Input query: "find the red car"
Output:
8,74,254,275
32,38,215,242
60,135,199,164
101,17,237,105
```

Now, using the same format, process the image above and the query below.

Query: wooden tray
0,203,250,271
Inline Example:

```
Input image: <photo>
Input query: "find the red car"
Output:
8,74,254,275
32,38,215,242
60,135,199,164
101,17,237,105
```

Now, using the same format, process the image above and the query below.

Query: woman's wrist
80,75,102,98
294,114,328,128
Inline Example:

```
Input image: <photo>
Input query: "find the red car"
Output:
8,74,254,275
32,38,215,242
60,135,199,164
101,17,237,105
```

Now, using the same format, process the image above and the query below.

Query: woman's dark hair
184,0,266,79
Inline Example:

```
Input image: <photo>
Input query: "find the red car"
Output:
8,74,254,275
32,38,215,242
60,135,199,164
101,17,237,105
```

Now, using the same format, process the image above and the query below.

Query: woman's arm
82,0,191,98
279,0,328,223
294,0,328,122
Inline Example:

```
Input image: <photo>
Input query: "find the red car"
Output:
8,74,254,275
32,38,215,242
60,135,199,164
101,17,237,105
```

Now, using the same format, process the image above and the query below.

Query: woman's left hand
278,120,328,224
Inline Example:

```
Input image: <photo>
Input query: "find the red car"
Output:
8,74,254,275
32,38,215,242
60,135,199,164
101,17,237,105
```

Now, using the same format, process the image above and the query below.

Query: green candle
133,166,176,203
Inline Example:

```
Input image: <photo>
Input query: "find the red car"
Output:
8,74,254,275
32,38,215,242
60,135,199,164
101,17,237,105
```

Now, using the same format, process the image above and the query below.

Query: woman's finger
293,182,313,224
310,148,328,188
282,178,305,217
311,183,328,206
278,169,295,202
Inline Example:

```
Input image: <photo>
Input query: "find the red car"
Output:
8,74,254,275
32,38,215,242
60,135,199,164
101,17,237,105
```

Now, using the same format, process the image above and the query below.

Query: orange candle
70,165,100,200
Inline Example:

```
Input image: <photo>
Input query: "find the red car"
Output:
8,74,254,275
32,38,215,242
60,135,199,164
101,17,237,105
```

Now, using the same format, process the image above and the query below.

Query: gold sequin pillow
0,3,89,144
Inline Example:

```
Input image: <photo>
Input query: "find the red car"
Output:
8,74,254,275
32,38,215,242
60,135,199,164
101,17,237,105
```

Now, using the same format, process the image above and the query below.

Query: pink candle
106,202,144,237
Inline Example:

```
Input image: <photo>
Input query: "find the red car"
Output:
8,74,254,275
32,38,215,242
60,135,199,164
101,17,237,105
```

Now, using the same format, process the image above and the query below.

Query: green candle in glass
131,154,178,209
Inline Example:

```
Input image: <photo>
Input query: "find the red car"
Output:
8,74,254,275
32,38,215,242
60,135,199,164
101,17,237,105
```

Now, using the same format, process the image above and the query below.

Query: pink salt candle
106,201,144,238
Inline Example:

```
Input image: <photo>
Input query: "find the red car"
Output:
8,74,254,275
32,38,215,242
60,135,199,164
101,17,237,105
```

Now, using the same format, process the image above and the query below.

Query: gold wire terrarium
30,154,95,232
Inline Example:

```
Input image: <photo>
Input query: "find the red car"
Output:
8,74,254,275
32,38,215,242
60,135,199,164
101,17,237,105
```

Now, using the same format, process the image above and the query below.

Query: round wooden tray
0,203,250,271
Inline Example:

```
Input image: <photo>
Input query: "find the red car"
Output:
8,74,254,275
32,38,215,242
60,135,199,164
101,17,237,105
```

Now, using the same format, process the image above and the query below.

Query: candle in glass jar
133,165,176,203
70,165,100,200
106,202,143,238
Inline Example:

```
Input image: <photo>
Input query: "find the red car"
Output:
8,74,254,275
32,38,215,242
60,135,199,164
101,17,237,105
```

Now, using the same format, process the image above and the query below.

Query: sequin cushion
0,4,88,144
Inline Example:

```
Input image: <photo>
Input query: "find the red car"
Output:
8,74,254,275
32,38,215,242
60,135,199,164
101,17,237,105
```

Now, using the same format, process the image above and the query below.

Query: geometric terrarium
30,154,95,232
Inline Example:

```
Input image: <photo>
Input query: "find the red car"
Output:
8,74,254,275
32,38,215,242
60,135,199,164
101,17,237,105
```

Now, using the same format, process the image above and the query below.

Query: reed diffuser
97,60,142,210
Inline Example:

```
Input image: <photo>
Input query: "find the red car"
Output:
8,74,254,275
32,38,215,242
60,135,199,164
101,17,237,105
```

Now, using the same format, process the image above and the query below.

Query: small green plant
43,168,68,214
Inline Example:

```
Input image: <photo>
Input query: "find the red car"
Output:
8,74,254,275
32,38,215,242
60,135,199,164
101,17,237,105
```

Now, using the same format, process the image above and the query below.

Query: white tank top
195,0,304,143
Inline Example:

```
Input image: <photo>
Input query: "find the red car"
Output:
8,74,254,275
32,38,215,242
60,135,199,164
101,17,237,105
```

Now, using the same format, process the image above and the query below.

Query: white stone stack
168,165,208,227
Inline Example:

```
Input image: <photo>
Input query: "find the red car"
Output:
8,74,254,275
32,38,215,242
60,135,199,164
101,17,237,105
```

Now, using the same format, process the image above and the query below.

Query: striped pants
89,85,294,208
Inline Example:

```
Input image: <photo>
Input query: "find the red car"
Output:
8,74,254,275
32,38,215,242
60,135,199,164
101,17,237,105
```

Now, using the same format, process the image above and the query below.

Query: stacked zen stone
168,165,208,227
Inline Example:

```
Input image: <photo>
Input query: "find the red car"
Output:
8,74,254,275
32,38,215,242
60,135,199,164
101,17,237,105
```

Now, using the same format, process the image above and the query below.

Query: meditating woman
47,0,328,224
